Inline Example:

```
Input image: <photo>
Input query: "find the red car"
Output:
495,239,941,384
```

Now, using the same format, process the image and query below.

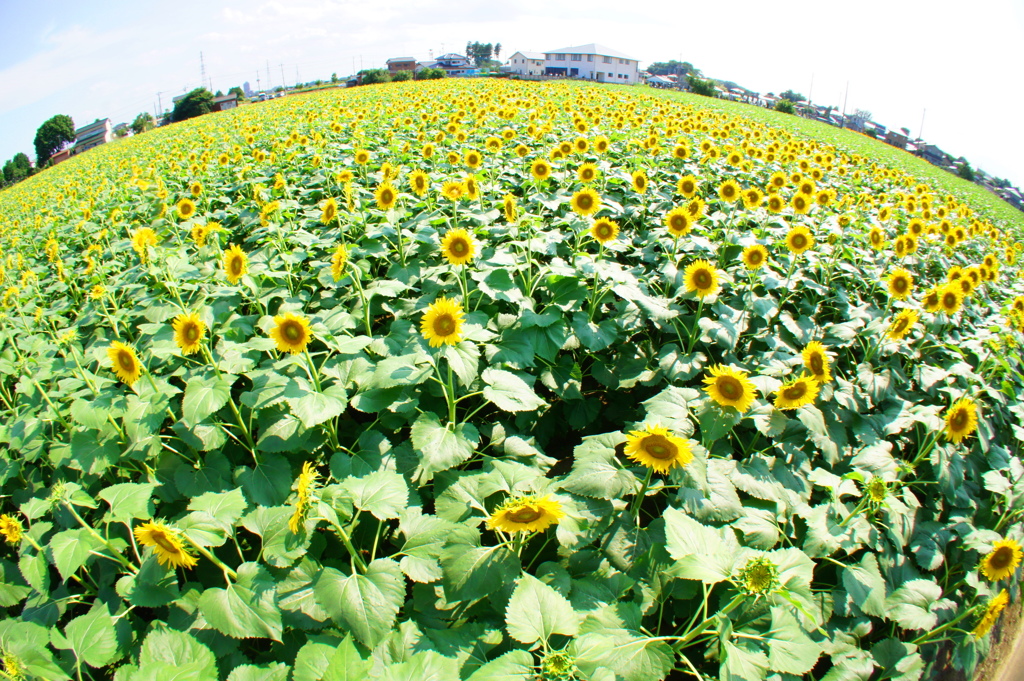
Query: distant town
3,42,1022,213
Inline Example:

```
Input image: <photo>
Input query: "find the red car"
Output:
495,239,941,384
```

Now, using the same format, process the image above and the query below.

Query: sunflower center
682,181,694,193
717,376,742,400
792,235,807,249
670,216,686,231
118,351,135,371
151,531,181,555
450,238,468,256
596,224,612,239
694,270,712,289
185,325,199,341
893,319,909,334
809,354,824,375
229,257,243,276
582,170,594,180
577,195,593,210
507,506,542,524
990,546,1014,569
642,434,677,460
283,321,303,341
723,187,735,199
433,314,456,336
747,251,763,265
950,408,969,430
745,565,773,592
783,383,807,400
894,279,907,293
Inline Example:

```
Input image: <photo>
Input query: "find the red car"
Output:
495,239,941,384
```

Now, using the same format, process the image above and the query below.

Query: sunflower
464,150,482,169
421,143,435,159
441,180,464,202
420,297,465,347
766,194,785,213
742,244,768,270
409,169,430,196
718,180,740,203
980,539,1022,581
270,312,313,354
107,341,142,386
886,309,919,341
677,175,698,198
223,244,248,284
742,188,763,209
593,136,610,153
791,194,811,214
685,198,706,219
373,182,398,211
354,149,371,165
577,163,598,183
132,227,159,262
134,522,197,569
922,286,942,313
441,228,476,266
571,188,601,216
321,197,338,225
684,260,720,298
530,159,552,181
943,397,978,444
786,226,814,255
330,245,348,282
869,227,885,250
736,555,780,597
172,313,206,355
176,198,196,220
664,208,692,238
973,590,1009,638
590,218,619,245
288,461,319,534
887,268,914,300
631,170,648,194
503,194,517,223
624,424,693,474
802,341,832,382
703,365,757,412
672,143,690,160
0,514,22,544
486,495,565,534
774,375,820,410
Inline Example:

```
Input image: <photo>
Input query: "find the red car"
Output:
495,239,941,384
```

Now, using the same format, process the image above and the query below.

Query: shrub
775,99,795,114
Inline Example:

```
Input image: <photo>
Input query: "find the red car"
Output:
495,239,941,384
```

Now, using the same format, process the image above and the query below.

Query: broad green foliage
0,78,1023,681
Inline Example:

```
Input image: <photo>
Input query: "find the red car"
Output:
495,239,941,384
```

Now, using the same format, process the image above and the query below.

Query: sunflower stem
911,605,980,646
346,263,373,336
304,350,340,451
332,520,368,573
62,501,139,574
686,298,705,354
447,360,458,426
629,467,655,521
201,345,258,458
180,535,238,581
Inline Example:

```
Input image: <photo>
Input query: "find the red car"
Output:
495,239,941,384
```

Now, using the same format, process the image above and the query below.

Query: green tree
131,112,155,135
359,69,391,85
775,99,795,114
34,114,75,166
466,42,493,67
687,75,717,98
170,88,214,123
780,89,806,103
958,162,976,182
391,70,412,82
649,60,699,77
228,86,245,101
416,67,445,80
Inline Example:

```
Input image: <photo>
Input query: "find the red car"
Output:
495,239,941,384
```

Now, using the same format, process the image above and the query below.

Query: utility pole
808,73,814,107
280,62,285,89
256,73,261,92
200,52,207,92
296,66,300,86
157,92,163,117
919,108,926,141
267,60,272,89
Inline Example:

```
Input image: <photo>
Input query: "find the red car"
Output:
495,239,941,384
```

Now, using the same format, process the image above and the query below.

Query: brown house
386,57,417,74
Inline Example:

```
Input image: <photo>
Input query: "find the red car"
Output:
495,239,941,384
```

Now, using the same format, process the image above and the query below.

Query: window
556,54,566,61
619,58,625,64
603,56,612,64
571,54,582,61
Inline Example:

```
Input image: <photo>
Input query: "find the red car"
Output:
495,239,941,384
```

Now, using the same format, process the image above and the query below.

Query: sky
2,0,1024,188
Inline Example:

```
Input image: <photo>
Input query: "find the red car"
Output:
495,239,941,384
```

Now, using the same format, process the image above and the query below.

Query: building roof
75,118,110,136
511,51,546,60
387,57,417,63
213,94,237,103
544,43,637,61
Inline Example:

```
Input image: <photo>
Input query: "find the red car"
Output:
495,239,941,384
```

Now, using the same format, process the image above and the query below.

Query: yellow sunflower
590,218,619,245
172,312,206,355
134,522,197,569
887,268,914,300
980,539,1022,581
0,514,23,544
703,365,757,413
785,226,814,255
624,424,693,474
223,244,248,284
330,245,348,282
774,375,820,410
922,286,942,313
354,149,371,165
530,159,552,181
464,149,482,169
486,495,565,534
577,163,599,183
176,198,196,220
801,341,832,383
270,312,313,354
886,309,919,341
686,198,706,220
791,194,811,215
420,297,465,347
441,180,464,202
503,194,517,223
742,244,768,270
374,183,398,211
943,397,978,443
869,227,886,250
684,259,720,298
288,461,319,534
664,207,692,238
571,188,601,216
409,170,430,196
107,341,142,386
766,194,785,213
718,180,740,203
440,228,476,266
132,227,159,262
742,187,764,209
677,175,698,198
631,170,648,194
973,590,1009,638
321,197,338,225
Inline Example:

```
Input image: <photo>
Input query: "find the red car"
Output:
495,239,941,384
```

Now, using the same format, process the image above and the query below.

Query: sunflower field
1,78,1024,681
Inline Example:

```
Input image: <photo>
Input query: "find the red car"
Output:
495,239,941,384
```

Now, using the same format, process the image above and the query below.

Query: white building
73,119,112,154
507,51,546,77
542,43,640,84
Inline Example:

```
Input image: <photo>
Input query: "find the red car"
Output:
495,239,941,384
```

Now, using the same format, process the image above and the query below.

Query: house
386,57,417,75
508,51,546,77
212,93,238,112
885,130,908,150
50,148,73,165
647,74,673,88
424,53,474,77
917,143,950,167
541,44,640,83
73,119,112,154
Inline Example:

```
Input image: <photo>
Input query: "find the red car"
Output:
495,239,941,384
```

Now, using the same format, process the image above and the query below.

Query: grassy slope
619,85,1024,232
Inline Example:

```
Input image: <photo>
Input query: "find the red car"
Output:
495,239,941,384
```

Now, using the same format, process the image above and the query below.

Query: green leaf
241,505,312,568
562,432,636,499
466,650,534,681
440,543,521,603
235,453,292,506
442,340,481,386
97,482,156,523
313,559,405,648
61,606,119,668
321,634,373,681
368,355,431,389
342,469,408,520
884,579,944,631
482,368,547,412
49,528,102,582
397,509,470,583
188,487,248,530
870,638,924,681
505,572,579,645
116,554,180,607
663,507,738,583
182,373,234,427
573,630,674,681
132,628,218,681
289,384,348,428
0,559,30,607
197,562,283,641
226,664,289,681
375,650,461,681
721,639,770,681
766,606,822,674
68,429,120,476
842,553,887,617
410,411,479,480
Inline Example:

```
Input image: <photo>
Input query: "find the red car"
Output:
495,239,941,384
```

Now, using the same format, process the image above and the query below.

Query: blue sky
2,0,1024,190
